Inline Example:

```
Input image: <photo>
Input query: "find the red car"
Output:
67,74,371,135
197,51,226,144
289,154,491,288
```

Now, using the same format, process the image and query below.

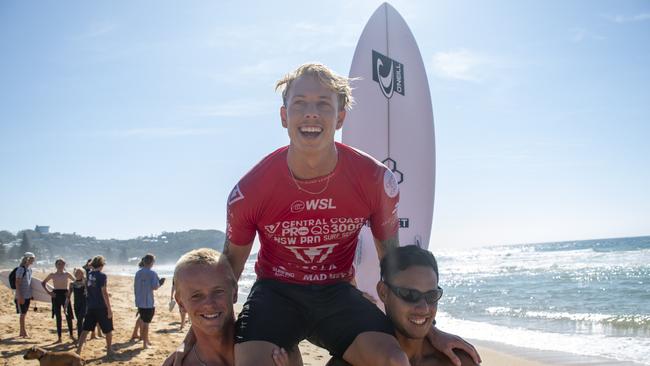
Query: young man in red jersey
222,63,480,366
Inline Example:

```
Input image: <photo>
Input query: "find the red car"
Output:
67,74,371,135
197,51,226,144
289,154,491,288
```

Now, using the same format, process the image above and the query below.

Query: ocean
435,236,650,365
114,235,650,365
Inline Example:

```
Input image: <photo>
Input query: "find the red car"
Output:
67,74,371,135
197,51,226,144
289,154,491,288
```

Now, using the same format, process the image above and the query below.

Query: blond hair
173,248,236,296
275,62,355,111
90,255,105,269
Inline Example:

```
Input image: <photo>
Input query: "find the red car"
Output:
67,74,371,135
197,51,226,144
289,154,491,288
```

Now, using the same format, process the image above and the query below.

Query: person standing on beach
76,255,115,358
66,268,87,340
41,258,76,343
170,279,187,331
130,259,145,341
224,63,480,366
14,252,35,338
134,253,163,349
83,257,102,340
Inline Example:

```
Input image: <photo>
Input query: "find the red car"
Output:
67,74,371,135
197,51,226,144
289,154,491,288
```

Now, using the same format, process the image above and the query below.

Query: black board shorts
235,279,393,358
14,298,31,314
138,307,155,323
83,308,114,333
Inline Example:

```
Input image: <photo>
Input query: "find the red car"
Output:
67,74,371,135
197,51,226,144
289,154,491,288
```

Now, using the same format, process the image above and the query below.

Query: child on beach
169,279,187,331
66,268,87,340
41,258,76,343
133,254,163,349
14,252,35,338
76,255,115,358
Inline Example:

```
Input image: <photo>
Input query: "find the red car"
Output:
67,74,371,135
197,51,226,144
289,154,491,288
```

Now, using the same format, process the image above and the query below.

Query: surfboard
343,2,435,303
0,270,55,303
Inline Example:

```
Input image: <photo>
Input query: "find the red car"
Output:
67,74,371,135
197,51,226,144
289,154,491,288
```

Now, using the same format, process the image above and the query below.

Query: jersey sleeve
369,166,400,241
226,182,258,246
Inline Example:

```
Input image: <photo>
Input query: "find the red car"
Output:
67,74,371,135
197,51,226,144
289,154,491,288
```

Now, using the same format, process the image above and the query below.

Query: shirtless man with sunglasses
375,246,477,366
276,245,478,366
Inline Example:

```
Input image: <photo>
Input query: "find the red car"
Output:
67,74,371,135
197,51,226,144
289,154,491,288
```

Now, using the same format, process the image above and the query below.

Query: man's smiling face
175,263,237,337
380,265,439,340
281,74,345,154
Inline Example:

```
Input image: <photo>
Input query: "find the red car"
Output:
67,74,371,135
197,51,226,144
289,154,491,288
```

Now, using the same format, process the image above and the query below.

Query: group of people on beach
13,63,482,365
13,252,116,355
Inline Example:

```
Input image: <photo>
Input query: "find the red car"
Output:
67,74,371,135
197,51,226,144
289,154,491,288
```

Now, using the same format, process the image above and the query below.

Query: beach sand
1,271,552,366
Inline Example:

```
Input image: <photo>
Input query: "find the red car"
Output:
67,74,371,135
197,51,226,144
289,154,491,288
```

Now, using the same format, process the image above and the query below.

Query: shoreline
0,273,643,366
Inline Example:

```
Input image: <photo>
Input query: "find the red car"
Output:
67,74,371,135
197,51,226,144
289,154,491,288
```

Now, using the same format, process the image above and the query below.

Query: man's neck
193,324,235,366
287,143,338,179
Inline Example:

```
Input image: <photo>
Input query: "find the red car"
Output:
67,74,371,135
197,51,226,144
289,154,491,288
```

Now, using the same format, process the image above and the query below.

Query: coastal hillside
0,229,225,265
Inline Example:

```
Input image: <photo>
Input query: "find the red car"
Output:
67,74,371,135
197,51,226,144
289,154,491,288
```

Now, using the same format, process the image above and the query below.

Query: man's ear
174,292,186,312
281,106,288,128
335,109,346,130
376,281,389,304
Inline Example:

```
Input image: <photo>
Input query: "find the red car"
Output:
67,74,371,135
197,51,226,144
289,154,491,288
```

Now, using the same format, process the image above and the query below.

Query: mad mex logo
372,50,405,99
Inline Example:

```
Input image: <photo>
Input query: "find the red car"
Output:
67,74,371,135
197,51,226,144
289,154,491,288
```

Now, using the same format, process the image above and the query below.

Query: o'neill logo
286,243,339,264
372,50,405,99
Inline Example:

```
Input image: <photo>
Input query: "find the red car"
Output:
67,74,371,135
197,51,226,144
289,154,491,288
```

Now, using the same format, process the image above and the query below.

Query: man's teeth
409,317,428,325
300,126,322,133
202,313,221,319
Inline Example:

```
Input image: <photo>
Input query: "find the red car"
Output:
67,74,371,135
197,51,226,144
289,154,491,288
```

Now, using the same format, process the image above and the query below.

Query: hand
272,347,290,366
107,309,113,319
49,292,55,298
427,327,481,366
18,296,25,305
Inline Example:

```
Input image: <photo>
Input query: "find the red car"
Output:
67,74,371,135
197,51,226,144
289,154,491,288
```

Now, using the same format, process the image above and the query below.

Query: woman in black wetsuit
67,268,87,340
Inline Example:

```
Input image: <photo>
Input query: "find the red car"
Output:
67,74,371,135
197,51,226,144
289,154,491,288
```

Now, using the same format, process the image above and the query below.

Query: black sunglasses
384,282,443,305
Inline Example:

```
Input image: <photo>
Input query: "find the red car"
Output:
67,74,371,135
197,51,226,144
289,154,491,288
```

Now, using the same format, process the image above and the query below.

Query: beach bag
8,266,26,289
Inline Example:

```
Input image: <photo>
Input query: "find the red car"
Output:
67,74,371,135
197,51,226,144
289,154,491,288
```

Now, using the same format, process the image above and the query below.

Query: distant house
35,225,50,234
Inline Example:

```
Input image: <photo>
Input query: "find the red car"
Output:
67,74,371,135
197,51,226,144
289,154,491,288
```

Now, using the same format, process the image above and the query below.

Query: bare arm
223,239,253,281
41,274,53,295
101,285,112,317
426,328,481,366
15,277,24,302
373,235,399,260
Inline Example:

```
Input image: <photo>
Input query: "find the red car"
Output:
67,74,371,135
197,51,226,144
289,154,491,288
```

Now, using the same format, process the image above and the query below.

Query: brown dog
23,346,85,366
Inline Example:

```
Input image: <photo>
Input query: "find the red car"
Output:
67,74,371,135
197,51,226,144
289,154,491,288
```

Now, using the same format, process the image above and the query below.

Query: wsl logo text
372,50,405,99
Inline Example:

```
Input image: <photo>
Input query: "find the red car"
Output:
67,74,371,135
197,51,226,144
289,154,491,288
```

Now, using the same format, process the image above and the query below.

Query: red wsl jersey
227,142,400,285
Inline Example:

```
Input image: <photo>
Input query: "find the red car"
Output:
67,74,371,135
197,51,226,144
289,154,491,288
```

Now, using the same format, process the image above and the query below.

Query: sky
1,1,649,250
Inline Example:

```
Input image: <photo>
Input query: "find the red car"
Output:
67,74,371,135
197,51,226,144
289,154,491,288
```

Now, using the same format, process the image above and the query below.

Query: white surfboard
343,3,435,302
0,270,54,303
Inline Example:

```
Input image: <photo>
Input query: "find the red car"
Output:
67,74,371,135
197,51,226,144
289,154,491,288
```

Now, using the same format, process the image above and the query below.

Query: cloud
604,13,650,23
431,49,490,82
110,127,223,138
569,27,606,43
182,99,276,118
69,22,118,40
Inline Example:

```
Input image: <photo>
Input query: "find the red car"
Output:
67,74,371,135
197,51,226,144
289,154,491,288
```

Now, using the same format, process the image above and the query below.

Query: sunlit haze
1,1,649,249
